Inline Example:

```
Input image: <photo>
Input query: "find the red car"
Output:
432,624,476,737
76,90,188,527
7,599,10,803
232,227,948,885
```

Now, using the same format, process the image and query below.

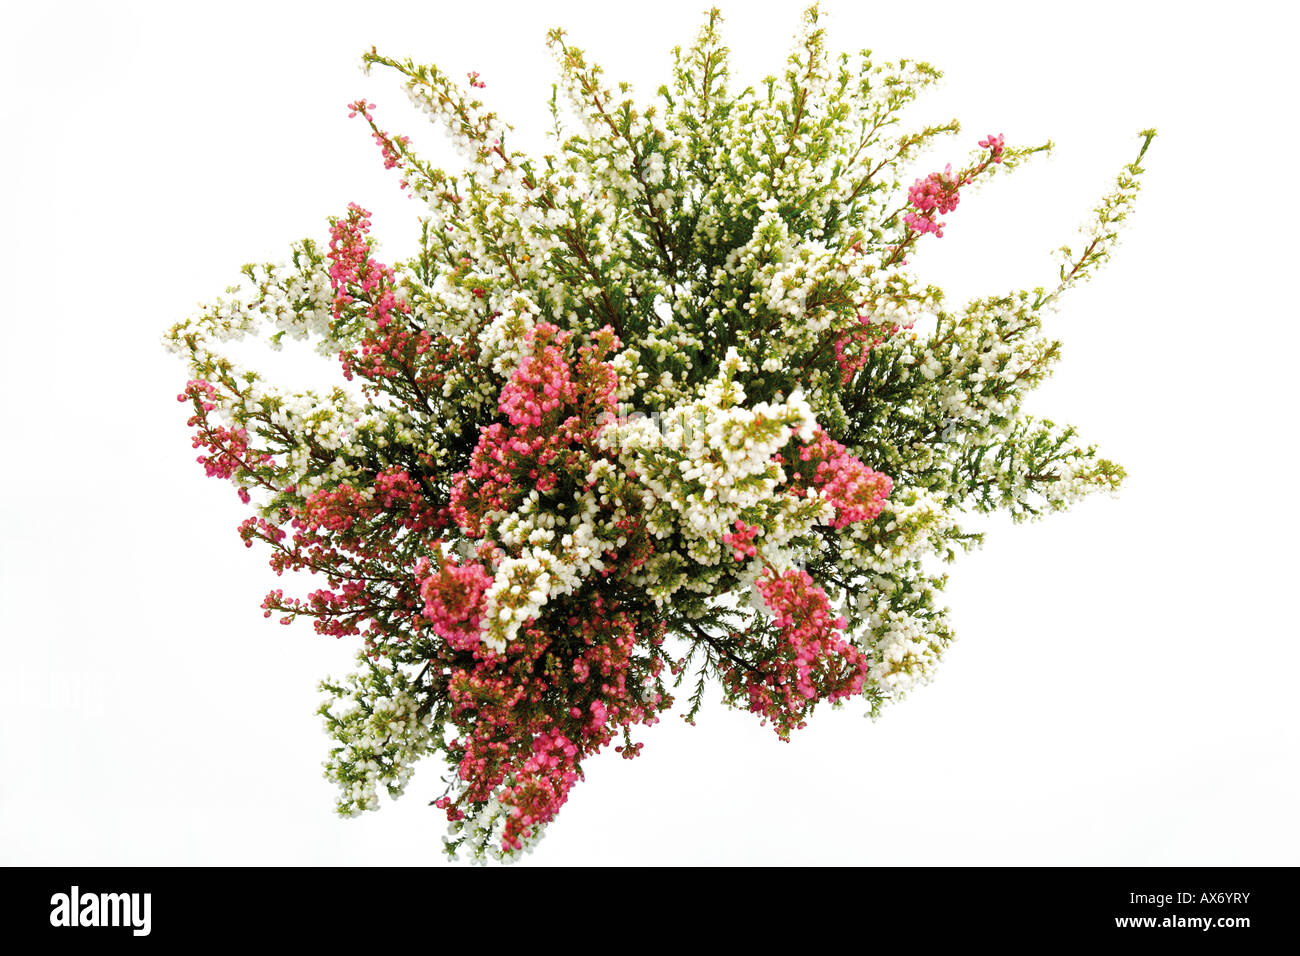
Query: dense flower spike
166,3,1152,861
904,165,962,237
787,428,894,529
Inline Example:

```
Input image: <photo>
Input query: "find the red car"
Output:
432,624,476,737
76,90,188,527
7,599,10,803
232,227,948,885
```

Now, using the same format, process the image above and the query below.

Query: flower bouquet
166,4,1153,861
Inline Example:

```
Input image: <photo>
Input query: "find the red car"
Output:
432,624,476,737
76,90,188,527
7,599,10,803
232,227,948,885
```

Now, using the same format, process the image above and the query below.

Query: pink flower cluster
903,165,964,238
435,597,668,852
326,204,466,399
720,569,868,740
245,464,442,638
192,424,250,481
722,520,760,561
327,203,374,316
451,323,621,536
979,133,1006,163
179,379,271,492
499,326,581,429
903,134,1006,238
832,314,895,384
418,555,495,652
328,203,410,334
756,568,865,702
348,100,411,180
497,731,581,850
788,428,893,529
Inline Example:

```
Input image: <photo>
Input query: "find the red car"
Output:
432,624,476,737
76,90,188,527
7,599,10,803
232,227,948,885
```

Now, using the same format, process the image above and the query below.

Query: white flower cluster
318,653,437,816
837,487,960,577
601,351,829,602
164,258,338,361
921,299,1056,436
855,587,952,702
444,794,547,865
477,292,541,378
481,487,616,652
676,10,847,245
265,268,336,352
548,32,683,224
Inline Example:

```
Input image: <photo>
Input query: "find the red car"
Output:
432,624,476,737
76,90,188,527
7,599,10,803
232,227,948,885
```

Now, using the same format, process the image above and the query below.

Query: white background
3,0,1297,866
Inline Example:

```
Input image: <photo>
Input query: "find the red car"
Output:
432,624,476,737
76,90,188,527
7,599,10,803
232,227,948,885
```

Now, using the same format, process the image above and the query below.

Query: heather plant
166,4,1154,861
